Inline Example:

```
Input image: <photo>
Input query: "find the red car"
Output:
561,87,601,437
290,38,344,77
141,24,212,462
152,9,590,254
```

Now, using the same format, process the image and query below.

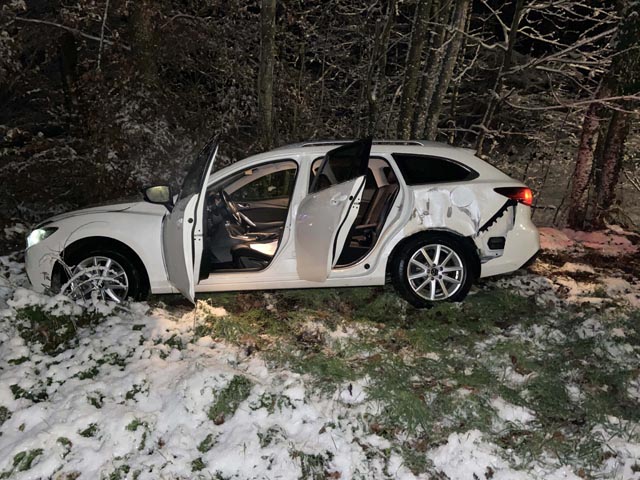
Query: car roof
232,140,495,178
271,139,466,154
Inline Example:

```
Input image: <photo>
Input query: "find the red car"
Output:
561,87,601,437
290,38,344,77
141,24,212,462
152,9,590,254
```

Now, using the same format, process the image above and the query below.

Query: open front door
162,139,218,302
295,138,372,282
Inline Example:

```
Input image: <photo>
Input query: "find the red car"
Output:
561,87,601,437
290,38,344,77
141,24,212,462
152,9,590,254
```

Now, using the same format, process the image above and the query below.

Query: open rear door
295,138,372,282
162,139,218,302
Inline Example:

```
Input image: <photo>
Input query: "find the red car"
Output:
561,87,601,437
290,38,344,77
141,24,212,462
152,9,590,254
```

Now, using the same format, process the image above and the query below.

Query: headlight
26,227,58,248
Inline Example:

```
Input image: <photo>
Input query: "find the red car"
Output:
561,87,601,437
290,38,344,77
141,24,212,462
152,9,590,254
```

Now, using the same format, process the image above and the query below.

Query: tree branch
505,94,640,111
15,16,130,51
623,169,640,193
509,27,617,74
97,0,110,70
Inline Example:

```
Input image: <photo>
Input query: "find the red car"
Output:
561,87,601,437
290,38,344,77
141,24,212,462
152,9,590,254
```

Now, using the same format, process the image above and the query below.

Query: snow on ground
489,397,536,426
428,430,582,480
1,230,640,479
0,273,402,478
538,227,639,256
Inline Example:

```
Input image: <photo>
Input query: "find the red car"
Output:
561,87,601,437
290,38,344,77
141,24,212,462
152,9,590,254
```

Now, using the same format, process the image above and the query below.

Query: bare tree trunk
258,0,277,149
447,6,471,142
476,0,526,153
97,0,110,71
411,0,449,138
567,0,637,229
131,0,156,85
566,83,610,229
423,0,470,141
364,0,397,137
397,0,432,139
292,43,305,138
58,31,77,113
592,109,630,228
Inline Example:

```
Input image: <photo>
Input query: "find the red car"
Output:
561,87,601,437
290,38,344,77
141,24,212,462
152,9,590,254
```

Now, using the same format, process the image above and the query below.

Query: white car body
25,139,539,304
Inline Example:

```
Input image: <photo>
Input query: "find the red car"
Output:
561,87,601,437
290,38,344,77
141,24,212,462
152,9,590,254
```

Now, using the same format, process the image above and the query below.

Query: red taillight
494,187,534,207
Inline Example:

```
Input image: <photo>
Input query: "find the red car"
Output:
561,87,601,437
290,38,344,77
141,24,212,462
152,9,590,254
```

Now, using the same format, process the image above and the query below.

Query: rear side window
392,154,477,185
310,139,371,193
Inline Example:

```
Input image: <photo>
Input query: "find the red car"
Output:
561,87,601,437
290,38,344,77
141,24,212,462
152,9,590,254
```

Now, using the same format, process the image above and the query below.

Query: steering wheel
220,190,256,228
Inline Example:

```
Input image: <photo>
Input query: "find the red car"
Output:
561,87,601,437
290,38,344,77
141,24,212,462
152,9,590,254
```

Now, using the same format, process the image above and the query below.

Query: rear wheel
391,233,475,308
59,248,148,302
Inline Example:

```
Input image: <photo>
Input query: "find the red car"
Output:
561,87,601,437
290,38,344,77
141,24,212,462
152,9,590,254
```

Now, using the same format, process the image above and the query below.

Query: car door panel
295,177,365,282
162,140,218,302
162,195,198,298
295,138,372,282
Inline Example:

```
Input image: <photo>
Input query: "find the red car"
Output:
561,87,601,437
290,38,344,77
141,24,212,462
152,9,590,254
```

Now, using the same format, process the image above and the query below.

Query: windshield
178,137,218,202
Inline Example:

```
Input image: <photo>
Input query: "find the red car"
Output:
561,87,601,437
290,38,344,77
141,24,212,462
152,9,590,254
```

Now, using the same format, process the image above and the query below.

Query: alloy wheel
64,256,130,303
407,244,464,301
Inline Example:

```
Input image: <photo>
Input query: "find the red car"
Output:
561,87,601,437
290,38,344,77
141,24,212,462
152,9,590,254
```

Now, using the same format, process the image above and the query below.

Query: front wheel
59,249,148,303
391,233,475,308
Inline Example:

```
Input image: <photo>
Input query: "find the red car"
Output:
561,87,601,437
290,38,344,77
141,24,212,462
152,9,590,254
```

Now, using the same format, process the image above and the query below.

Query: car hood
37,200,166,227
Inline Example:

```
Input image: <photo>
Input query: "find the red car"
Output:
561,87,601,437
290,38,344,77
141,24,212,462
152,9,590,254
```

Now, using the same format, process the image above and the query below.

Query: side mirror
143,185,174,211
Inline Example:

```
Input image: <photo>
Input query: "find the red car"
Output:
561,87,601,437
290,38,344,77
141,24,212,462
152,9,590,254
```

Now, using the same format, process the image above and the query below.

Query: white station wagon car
25,138,539,307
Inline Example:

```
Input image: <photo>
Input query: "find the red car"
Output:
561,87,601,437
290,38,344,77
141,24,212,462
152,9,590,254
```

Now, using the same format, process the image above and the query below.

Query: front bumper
25,243,58,293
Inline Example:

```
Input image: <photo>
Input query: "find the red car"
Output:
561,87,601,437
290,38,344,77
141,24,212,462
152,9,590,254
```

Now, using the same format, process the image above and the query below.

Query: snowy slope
1,249,639,479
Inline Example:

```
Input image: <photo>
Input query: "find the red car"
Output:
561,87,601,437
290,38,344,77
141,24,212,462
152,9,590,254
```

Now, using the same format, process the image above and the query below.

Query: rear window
392,154,477,185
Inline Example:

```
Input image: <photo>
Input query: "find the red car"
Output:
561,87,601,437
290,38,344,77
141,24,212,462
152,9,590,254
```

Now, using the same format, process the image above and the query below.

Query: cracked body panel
397,183,538,277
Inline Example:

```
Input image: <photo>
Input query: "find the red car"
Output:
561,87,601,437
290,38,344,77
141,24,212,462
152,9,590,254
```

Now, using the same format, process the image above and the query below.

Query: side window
179,139,217,202
392,154,477,185
309,139,371,193
227,161,297,202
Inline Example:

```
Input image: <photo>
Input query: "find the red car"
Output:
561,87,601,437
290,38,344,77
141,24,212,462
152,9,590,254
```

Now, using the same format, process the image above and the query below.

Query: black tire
390,232,475,308
61,247,149,301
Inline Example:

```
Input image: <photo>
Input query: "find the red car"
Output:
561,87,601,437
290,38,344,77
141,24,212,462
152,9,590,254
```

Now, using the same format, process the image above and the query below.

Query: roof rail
373,140,425,146
300,139,425,148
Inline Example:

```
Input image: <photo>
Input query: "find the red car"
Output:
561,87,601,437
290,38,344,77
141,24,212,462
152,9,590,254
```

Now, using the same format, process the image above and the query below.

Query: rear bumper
479,204,540,278
519,250,540,270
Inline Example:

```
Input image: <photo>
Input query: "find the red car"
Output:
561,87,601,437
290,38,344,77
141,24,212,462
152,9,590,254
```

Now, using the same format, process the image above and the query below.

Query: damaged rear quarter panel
399,182,526,269
408,182,506,237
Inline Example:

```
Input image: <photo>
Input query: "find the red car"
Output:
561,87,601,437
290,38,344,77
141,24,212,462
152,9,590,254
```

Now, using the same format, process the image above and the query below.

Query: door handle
237,202,250,208
330,193,349,205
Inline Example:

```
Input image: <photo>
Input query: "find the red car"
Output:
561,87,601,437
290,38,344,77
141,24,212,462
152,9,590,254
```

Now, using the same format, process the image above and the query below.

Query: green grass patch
195,313,257,344
364,356,431,433
107,464,130,480
125,418,149,450
125,381,149,401
249,392,295,414
96,352,127,368
0,448,44,477
79,423,98,438
76,366,99,380
87,392,104,408
258,425,286,448
10,383,48,403
208,375,253,424
15,305,106,354
197,433,217,453
125,418,146,431
7,356,29,365
0,406,11,427
163,334,184,350
57,437,72,458
291,450,334,480
352,288,408,324
191,457,206,472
